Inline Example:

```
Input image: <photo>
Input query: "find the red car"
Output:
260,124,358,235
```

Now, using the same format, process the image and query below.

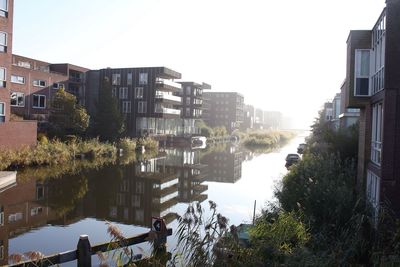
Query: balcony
156,78,182,92
155,92,182,103
155,106,181,115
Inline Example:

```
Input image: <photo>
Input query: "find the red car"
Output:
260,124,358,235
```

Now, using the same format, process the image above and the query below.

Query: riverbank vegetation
0,137,159,171
238,130,295,150
173,113,400,266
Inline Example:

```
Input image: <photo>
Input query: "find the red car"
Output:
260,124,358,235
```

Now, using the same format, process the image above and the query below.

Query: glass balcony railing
155,107,181,115
156,78,182,90
155,92,182,102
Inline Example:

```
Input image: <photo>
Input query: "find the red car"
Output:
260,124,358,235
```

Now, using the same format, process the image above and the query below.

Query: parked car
297,143,306,154
285,153,300,168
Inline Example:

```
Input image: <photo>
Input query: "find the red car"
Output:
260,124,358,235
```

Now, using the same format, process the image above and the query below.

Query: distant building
263,111,282,129
322,102,333,122
254,108,264,129
86,67,183,138
202,92,244,133
177,81,211,136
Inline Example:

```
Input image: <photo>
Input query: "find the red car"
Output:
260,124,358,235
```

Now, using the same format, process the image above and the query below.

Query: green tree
91,79,125,142
49,88,89,137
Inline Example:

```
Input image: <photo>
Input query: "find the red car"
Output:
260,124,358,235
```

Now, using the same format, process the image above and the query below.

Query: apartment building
0,0,37,149
177,81,211,136
341,0,400,217
86,67,183,138
202,92,244,133
263,111,282,129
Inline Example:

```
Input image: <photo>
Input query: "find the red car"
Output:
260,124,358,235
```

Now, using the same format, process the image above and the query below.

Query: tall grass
242,130,295,148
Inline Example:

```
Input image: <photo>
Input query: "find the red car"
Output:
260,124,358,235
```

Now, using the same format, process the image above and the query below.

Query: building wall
0,0,14,122
0,120,37,149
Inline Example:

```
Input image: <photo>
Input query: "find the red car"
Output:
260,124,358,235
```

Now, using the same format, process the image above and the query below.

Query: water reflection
0,143,250,264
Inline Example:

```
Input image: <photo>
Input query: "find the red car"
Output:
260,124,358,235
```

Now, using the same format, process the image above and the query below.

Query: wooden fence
9,228,172,267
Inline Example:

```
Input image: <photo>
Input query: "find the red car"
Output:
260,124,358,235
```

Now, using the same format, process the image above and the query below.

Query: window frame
354,49,371,96
119,87,128,99
371,102,383,165
32,94,46,109
0,67,5,87
33,79,46,87
122,101,131,113
0,0,8,17
139,73,148,85
135,87,144,99
10,74,25,84
0,31,6,53
112,73,121,85
10,92,25,107
138,101,147,113
0,102,5,123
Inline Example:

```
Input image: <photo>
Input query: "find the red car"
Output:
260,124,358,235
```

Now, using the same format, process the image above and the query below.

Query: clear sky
12,0,385,129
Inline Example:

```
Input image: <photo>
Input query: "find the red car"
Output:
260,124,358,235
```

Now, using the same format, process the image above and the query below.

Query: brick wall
0,121,37,149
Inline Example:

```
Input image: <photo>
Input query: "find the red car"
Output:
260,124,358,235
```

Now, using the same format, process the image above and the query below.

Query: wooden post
77,235,91,267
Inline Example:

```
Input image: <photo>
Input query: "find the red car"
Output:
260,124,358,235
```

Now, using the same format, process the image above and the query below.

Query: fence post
77,235,92,267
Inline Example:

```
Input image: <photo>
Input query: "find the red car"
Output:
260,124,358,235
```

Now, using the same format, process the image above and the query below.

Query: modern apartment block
177,81,211,136
341,0,400,217
202,92,244,133
0,0,37,149
86,67,183,138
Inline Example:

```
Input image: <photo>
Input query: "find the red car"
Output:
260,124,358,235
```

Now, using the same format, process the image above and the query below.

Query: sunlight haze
13,0,386,129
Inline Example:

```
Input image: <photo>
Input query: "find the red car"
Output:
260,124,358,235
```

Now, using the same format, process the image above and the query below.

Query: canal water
1,134,305,265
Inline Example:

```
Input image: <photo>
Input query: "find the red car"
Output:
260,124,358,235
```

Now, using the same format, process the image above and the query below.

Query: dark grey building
202,92,244,133
86,67,183,137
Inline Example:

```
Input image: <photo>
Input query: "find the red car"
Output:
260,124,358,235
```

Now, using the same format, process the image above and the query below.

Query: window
0,32,6,52
33,94,46,108
186,86,191,95
119,87,128,99
371,103,383,165
8,212,23,223
10,92,24,107
0,102,4,123
11,75,25,84
0,0,8,17
354,49,370,96
186,97,191,105
371,11,386,95
0,67,5,87
0,206,3,226
135,87,143,99
33,79,46,87
138,101,147,113
186,108,190,116
127,72,133,85
112,73,121,85
36,184,44,200
30,207,43,216
139,73,148,85
52,83,64,90
366,171,380,218
122,101,131,113
112,87,117,98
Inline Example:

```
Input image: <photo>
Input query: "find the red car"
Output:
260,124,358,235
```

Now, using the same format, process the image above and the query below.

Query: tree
91,79,125,142
49,88,89,137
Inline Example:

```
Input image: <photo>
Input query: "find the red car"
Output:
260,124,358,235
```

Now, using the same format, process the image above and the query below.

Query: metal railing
155,107,181,115
155,93,182,102
156,78,182,90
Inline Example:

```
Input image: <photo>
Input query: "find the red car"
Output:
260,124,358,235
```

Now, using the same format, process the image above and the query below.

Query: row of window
0,68,64,89
112,87,144,99
6,93,47,108
111,72,148,86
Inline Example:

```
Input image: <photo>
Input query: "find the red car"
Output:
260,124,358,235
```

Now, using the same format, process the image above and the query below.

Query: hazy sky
12,0,385,128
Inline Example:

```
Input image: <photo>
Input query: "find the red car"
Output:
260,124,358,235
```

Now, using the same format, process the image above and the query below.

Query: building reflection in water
0,144,248,264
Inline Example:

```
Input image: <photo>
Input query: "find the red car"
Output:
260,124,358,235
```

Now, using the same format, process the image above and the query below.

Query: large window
354,49,370,96
138,101,147,113
371,102,383,165
122,101,131,113
11,75,25,84
366,171,380,218
112,73,121,85
0,0,8,17
127,73,133,85
0,102,4,123
10,92,24,107
135,87,143,99
139,73,148,85
0,32,6,53
119,87,128,99
371,11,386,95
0,67,5,87
33,79,46,87
52,83,64,90
33,94,46,109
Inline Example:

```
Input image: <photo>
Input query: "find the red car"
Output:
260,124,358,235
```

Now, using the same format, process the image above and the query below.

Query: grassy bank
0,137,159,171
240,130,295,149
